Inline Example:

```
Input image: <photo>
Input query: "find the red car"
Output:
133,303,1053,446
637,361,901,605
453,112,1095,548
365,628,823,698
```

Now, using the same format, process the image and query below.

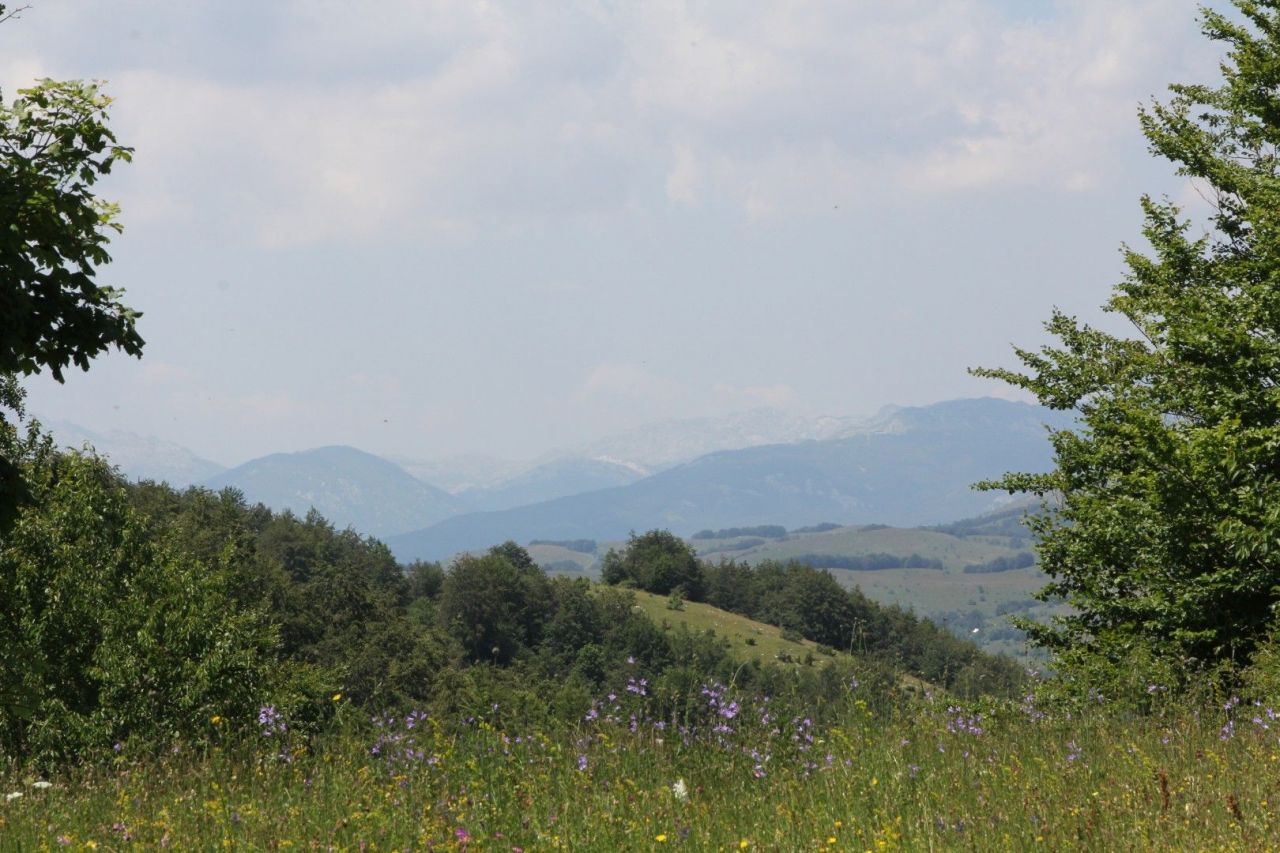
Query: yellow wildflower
210,715,222,725
332,693,342,701
655,834,667,842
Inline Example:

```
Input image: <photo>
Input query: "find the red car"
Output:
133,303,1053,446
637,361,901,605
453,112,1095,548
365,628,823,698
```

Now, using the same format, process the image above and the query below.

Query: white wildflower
31,781,52,790
4,791,21,802
672,778,688,803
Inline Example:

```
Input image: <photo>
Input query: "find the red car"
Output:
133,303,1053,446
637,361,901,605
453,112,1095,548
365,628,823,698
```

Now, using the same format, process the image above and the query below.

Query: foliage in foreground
2,681,1278,850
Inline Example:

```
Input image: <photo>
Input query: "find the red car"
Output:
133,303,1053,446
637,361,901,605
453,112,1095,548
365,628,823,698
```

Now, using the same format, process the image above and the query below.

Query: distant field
525,542,596,572
705,524,1024,568
824,564,1043,613
526,513,1057,660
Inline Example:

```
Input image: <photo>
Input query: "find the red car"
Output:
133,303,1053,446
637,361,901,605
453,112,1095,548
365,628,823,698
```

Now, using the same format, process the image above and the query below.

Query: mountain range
39,397,1070,553
386,398,1073,561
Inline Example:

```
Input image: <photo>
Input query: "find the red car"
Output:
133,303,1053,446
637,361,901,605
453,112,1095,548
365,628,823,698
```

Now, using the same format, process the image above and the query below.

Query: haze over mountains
41,397,1069,554
389,407,866,511
41,419,227,487
387,398,1071,561
202,446,462,538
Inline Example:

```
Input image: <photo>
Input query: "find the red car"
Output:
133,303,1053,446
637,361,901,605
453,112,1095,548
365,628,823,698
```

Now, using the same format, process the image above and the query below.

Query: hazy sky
4,1,1225,465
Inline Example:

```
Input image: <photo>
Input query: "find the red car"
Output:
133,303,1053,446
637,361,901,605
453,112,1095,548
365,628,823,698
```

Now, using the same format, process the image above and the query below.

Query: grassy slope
698,525,1020,566
525,542,596,571
628,590,835,671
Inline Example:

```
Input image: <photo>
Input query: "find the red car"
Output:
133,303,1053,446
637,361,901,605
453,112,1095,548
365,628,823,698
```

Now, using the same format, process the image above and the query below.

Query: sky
3,0,1227,466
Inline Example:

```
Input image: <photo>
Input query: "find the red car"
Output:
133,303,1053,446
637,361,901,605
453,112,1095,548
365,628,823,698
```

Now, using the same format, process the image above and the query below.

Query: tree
601,530,706,600
437,545,552,664
1,77,140,381
1,22,142,521
976,1,1280,687
0,431,279,761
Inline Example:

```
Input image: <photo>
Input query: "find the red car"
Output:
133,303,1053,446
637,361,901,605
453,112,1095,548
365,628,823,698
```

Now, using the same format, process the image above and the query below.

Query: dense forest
0,432,1019,763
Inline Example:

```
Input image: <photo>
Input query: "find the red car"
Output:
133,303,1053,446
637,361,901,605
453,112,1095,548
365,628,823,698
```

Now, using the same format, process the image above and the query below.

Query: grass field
714,526,1024,569
525,543,597,573
3,687,1274,850
628,591,839,670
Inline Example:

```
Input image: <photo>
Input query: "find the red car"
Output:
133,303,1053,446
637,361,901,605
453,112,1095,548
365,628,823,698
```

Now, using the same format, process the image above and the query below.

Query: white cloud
665,143,699,204
10,1,1214,247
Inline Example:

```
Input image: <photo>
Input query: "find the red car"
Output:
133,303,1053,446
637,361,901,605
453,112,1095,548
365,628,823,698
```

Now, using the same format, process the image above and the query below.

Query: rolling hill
529,501,1054,661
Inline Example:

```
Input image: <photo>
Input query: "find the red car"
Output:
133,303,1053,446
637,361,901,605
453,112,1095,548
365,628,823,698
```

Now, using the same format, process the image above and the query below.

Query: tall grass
2,684,1276,850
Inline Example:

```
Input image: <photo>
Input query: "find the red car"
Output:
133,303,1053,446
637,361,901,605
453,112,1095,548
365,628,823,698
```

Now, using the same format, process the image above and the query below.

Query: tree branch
0,5,31,26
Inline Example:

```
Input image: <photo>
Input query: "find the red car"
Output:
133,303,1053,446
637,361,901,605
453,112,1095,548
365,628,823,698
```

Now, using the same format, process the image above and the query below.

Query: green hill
627,590,841,671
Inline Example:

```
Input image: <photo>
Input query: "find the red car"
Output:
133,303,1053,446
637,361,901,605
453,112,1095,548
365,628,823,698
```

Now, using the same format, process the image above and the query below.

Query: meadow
3,679,1275,851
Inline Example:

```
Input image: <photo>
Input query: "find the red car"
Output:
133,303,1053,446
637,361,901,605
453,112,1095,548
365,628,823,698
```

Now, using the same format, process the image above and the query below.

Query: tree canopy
977,0,1280,690
0,78,141,381
1,23,142,523
601,530,706,600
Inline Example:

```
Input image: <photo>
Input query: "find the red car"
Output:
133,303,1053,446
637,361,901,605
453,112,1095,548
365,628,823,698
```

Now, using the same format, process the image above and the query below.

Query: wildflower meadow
3,675,1277,850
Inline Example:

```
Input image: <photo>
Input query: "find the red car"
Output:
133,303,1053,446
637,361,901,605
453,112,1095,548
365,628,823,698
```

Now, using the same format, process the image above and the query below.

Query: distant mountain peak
38,418,227,487
203,446,461,537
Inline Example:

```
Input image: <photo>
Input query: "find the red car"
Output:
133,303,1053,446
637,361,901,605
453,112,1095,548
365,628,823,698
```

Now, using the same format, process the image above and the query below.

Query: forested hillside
0,431,1019,762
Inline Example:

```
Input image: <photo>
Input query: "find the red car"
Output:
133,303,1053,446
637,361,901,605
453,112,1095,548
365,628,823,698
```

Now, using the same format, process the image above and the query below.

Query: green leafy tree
542,577,603,664
1,20,142,521
976,0,1280,687
437,544,552,664
601,530,706,600
0,77,140,380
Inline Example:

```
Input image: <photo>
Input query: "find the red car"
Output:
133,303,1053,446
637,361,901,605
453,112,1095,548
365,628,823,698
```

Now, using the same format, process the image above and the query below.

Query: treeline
792,552,945,571
962,552,1036,573
790,522,842,534
528,538,597,554
600,532,1023,695
691,525,788,540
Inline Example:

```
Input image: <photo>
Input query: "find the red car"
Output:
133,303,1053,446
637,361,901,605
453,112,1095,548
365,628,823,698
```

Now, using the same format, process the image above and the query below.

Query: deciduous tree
1,14,142,520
